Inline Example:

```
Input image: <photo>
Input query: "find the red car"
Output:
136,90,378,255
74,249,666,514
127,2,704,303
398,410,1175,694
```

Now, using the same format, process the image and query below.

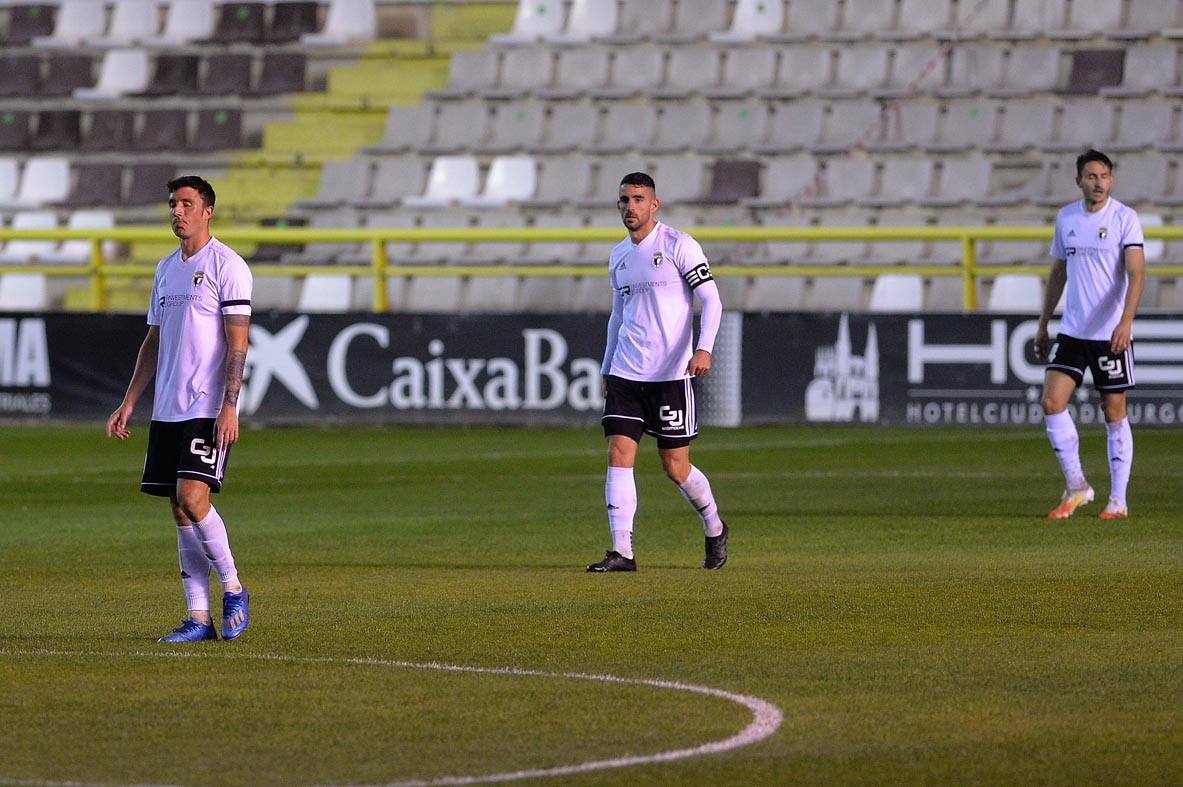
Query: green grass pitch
1,423,1181,785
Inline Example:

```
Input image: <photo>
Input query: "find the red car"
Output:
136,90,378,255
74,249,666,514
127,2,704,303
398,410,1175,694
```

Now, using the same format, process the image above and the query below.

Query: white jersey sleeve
1050,212,1066,260
218,254,253,317
1119,206,1144,250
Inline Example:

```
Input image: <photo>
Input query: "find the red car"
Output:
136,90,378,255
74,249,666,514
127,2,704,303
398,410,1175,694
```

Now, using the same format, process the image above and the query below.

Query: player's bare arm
216,314,250,452
1110,245,1145,354
107,326,161,440
1035,259,1068,362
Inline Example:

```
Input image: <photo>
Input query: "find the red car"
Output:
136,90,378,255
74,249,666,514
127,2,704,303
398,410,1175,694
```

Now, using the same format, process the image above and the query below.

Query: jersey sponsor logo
1065,247,1077,256
189,438,218,466
659,405,685,430
617,284,631,297
1098,355,1124,379
683,262,713,289
652,252,663,268
193,271,205,287
159,293,203,309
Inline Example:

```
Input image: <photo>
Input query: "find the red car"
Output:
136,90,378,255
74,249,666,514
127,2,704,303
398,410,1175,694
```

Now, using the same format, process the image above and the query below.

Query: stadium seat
33,1,107,48
809,156,875,206
191,108,242,151
140,54,201,97
761,46,830,97
42,209,116,264
986,274,1043,311
5,157,69,209
1105,44,1180,97
0,211,58,263
759,209,813,263
710,0,784,43
1042,98,1115,153
209,2,267,43
808,276,865,309
650,154,707,202
432,49,500,99
547,0,617,44
705,100,769,152
405,275,464,312
700,159,761,205
489,48,554,98
985,98,1056,154
30,110,81,151
591,103,657,153
301,159,373,209
868,273,924,311
0,273,49,311
756,99,825,152
745,153,817,207
992,45,1061,97
532,101,599,153
0,158,19,205
860,158,934,207
942,45,1006,96
367,105,435,154
145,0,216,46
879,0,952,41
297,274,353,312
422,100,488,154
360,211,416,263
884,43,946,96
939,0,1008,38
656,47,721,98
43,55,95,98
125,163,178,206
876,97,939,150
302,0,376,45
269,2,320,43
1110,100,1176,152
921,155,992,207
823,45,894,97
282,207,363,264
1110,152,1171,203
0,54,41,98
528,154,593,207
1063,49,1124,95
491,0,565,45
199,53,253,96
746,275,806,310
467,209,526,261
865,208,929,262
1112,2,1182,40
705,47,777,98
991,0,1066,40
460,155,537,207
62,163,125,208
0,111,31,152
95,0,160,46
658,0,729,44
521,210,584,263
774,0,840,42
3,4,57,46
466,275,520,312
251,52,307,96
74,49,151,99
518,275,576,312
928,98,999,152
809,209,871,264
979,216,1047,266
835,0,895,42
816,100,885,152
595,46,665,98
649,100,712,152
404,156,480,208
1048,0,1121,39
410,210,470,263
544,49,610,98
604,0,673,43
358,156,427,209
81,110,135,151
137,109,189,151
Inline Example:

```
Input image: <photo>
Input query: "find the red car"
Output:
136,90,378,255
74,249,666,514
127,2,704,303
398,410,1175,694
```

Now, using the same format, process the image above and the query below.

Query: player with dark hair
1036,149,1146,520
107,175,253,641
587,172,729,572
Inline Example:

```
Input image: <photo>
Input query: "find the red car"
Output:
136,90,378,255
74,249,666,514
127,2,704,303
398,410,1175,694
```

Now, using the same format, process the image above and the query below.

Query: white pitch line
0,649,783,787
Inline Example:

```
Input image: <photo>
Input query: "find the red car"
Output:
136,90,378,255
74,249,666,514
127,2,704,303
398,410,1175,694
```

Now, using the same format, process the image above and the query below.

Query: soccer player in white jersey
588,172,728,572
106,175,253,642
1036,150,1145,520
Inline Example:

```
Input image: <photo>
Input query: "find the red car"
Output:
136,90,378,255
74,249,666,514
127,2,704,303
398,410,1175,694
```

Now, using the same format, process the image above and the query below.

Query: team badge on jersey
193,271,205,287
652,252,663,268
1098,227,1108,239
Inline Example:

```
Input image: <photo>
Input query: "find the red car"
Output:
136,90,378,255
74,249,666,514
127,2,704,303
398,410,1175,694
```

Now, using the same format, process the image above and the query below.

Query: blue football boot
158,618,218,643
221,589,250,641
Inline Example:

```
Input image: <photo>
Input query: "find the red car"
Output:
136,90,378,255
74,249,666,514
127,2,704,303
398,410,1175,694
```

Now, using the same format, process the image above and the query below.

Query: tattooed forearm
223,350,246,407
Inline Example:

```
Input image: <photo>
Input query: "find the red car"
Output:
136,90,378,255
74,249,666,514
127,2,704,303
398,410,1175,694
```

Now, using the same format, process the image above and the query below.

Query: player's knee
1042,393,1067,415
661,457,690,484
175,485,210,522
169,502,188,526
1102,397,1126,422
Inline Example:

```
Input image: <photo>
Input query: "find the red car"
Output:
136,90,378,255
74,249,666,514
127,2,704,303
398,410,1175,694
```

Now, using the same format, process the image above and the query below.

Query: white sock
1045,411,1087,490
606,466,636,559
176,524,210,620
678,465,724,537
1105,417,1133,504
193,506,242,593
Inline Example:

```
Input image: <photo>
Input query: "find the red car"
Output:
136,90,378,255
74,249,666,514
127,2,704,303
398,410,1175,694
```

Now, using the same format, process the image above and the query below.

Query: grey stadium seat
866,209,930,264
605,0,674,43
746,154,818,209
532,101,599,153
884,43,947,96
1110,152,1171,204
761,46,830,98
808,276,866,309
1042,98,1116,154
282,207,364,265
920,155,992,207
657,0,730,44
251,52,306,97
704,100,769,153
583,154,647,206
821,45,889,98
545,48,611,97
0,111,31,152
655,47,721,98
528,154,594,207
411,211,471,264
875,97,940,150
704,47,778,99
299,159,373,209
368,105,435,154
488,47,554,98
361,157,428,209
878,0,952,41
432,49,500,99
521,211,585,263
137,110,188,151
990,0,1066,40
81,109,136,151
0,55,41,98
591,103,657,153
941,45,1006,97
595,46,665,98
191,108,241,151
984,98,1056,154
140,54,200,96
1112,2,1183,40
1049,0,1123,39
755,99,825,153
1110,100,1177,152
928,98,1000,153
480,100,547,154
43,55,96,98
775,0,840,42
423,100,489,154
806,156,875,207
860,157,934,207
649,154,708,203
700,159,761,204
807,208,871,265
468,210,527,262
815,100,885,152
649,100,712,153
31,110,81,151
939,0,1008,38
1103,44,1180,97
835,0,895,42
991,45,1062,97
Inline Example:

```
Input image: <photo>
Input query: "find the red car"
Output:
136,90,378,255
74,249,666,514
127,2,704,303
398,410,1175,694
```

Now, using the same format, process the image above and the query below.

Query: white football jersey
148,237,252,421
1050,197,1144,341
602,221,718,382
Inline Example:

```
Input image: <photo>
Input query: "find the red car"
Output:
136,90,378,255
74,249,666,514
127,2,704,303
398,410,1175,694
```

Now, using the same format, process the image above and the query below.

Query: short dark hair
1075,149,1114,178
619,172,656,191
167,175,216,208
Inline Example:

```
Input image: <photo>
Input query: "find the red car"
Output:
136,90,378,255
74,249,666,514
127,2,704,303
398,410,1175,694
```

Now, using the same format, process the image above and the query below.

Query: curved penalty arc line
0,649,784,787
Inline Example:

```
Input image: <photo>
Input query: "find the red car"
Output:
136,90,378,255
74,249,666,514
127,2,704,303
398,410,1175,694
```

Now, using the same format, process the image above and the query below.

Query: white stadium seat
301,0,377,46
93,0,160,47
144,0,216,47
710,0,784,43
0,211,58,264
32,0,107,48
404,156,480,209
869,273,924,311
491,0,565,45
461,156,538,207
74,49,151,99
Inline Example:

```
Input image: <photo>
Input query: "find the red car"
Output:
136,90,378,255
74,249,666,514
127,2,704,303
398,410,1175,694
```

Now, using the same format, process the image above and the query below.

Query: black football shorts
141,418,231,496
1047,333,1135,391
601,375,698,448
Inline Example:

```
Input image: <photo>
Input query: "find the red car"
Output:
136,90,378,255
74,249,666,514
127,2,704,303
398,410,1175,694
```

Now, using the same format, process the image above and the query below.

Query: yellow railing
2,225,1182,312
